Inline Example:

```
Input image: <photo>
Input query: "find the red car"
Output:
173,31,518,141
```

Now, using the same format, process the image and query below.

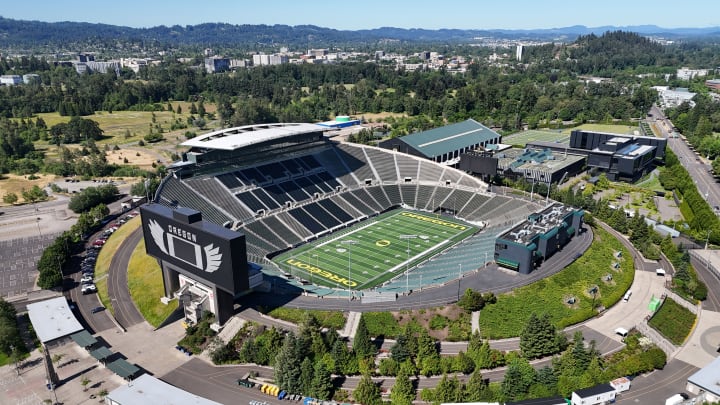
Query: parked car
80,275,93,284
81,284,97,294
91,306,105,313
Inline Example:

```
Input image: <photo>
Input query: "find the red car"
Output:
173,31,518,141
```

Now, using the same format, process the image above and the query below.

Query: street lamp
341,240,358,301
457,263,463,300
399,234,418,294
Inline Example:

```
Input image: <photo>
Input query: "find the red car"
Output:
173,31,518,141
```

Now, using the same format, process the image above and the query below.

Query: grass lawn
503,129,570,146
0,173,58,206
271,209,477,290
648,298,696,345
561,123,639,136
127,239,177,327
635,172,665,193
263,307,346,330
95,216,142,315
478,225,634,339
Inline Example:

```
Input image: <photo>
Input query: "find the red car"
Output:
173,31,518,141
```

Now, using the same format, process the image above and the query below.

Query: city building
494,203,584,274
516,44,523,61
686,356,720,403
74,60,121,75
706,79,720,92
379,119,501,165
652,86,697,108
22,73,40,84
677,67,709,80
566,130,666,182
252,53,289,66
204,57,230,73
0,75,22,85
460,146,585,185
105,374,222,405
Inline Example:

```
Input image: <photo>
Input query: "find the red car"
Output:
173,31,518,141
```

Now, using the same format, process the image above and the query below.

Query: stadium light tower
399,234,418,294
341,240,358,301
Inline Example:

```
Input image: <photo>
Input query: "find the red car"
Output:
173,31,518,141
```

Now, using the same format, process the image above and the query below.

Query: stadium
153,122,543,300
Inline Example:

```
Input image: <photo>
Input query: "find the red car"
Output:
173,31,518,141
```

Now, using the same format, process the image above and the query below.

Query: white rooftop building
26,297,83,343
653,86,696,108
677,67,709,80
105,374,222,405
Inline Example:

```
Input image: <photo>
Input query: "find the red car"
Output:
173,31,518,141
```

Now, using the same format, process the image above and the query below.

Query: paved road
651,105,720,210
107,227,146,329
615,359,697,404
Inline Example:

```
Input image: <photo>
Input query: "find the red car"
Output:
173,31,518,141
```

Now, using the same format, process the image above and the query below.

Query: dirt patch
106,148,160,170
395,305,466,341
362,112,407,122
0,173,58,205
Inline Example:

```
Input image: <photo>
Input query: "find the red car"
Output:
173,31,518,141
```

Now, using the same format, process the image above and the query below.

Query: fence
635,322,677,357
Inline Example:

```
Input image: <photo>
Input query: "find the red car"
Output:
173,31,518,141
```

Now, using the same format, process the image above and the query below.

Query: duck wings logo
148,219,223,273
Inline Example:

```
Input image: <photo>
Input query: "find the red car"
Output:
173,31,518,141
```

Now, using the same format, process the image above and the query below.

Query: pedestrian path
340,311,361,338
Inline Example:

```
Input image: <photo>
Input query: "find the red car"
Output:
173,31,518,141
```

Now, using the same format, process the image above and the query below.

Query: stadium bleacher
162,135,549,292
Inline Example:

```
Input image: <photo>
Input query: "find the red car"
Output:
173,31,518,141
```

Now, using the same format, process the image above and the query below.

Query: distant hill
1,16,719,50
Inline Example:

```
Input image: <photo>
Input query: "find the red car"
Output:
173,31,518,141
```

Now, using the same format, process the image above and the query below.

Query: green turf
271,209,477,290
503,129,570,146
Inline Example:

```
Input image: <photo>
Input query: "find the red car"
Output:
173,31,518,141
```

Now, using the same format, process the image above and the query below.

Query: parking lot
0,233,61,299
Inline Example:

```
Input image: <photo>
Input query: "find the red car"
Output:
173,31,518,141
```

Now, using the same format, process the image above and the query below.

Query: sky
2,0,717,30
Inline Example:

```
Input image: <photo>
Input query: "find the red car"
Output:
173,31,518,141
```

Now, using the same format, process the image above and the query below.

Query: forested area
211,311,665,403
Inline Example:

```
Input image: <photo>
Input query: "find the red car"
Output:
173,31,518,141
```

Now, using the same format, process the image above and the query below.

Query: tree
519,313,564,359
353,372,381,405
463,368,490,402
309,359,334,400
501,356,536,401
300,357,314,395
457,288,485,312
3,192,18,204
434,374,462,404
274,332,303,393
80,375,91,391
390,368,415,405
353,316,375,358
390,333,411,363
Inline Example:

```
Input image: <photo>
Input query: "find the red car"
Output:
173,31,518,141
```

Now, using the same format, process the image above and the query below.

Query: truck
665,393,685,405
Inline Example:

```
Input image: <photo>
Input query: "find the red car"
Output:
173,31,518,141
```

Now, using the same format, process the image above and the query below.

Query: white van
623,290,632,302
615,327,629,337
656,268,667,276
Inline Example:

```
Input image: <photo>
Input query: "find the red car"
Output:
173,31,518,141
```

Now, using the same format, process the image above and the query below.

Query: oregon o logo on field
375,239,391,247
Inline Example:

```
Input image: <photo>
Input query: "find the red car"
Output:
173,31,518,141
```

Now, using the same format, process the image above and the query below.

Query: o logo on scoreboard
375,239,391,247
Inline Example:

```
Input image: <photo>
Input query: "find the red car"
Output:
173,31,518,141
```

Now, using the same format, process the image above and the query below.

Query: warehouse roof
398,119,500,158
26,297,83,343
687,356,720,396
107,374,222,405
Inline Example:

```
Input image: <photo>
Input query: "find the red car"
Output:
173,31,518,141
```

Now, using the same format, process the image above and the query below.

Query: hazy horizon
3,0,718,31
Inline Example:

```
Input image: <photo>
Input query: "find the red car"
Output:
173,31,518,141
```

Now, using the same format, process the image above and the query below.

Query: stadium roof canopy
106,374,222,405
70,330,97,348
26,297,83,343
181,123,324,151
396,119,500,159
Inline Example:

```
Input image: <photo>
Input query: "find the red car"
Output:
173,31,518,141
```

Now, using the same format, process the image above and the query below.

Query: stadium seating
364,147,399,182
399,184,418,206
158,177,231,226
396,154,419,180
185,177,255,221
164,140,546,293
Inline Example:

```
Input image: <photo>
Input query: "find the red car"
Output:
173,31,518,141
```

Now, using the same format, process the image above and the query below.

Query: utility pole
341,240,358,302
399,234,418,295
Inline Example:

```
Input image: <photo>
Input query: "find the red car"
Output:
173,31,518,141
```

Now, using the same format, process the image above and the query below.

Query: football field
271,209,477,290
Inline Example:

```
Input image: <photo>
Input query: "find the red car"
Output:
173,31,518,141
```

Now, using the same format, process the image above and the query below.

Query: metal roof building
106,374,222,405
686,356,720,403
379,119,501,165
26,297,83,343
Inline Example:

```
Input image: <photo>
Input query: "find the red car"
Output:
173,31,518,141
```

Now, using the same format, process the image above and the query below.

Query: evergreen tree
353,316,375,358
330,338,350,374
501,356,537,402
310,359,333,400
519,313,563,359
353,372,381,405
463,368,489,402
390,333,411,363
389,368,415,405
274,332,303,393
300,357,314,395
